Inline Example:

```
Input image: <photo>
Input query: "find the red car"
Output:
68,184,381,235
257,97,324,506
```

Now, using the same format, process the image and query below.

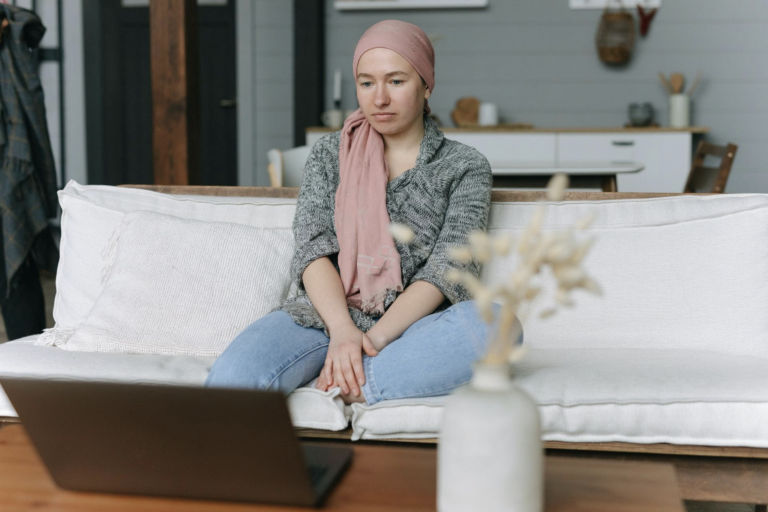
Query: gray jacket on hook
0,4,58,297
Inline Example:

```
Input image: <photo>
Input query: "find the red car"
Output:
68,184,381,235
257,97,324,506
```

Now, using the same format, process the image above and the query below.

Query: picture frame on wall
334,0,488,11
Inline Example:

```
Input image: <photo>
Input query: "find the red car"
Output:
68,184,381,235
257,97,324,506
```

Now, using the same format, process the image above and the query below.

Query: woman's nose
374,85,389,105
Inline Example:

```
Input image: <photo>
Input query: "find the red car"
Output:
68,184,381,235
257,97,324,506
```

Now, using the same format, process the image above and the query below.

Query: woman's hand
316,323,378,395
363,326,390,352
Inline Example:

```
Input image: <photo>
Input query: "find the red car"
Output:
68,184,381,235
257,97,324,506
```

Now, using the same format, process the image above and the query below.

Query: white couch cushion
31,189,768,444
482,194,768,358
0,336,348,431
47,210,293,357
54,181,297,330
8,340,767,445
351,193,768,445
350,348,768,447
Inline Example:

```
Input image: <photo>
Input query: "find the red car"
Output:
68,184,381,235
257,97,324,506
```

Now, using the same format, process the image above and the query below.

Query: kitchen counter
304,126,708,193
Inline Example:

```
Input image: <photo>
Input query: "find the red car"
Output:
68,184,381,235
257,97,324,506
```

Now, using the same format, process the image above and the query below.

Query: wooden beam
149,0,200,185
119,185,715,202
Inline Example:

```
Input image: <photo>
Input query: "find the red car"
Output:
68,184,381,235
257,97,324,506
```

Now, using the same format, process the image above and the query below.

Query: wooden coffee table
0,425,683,511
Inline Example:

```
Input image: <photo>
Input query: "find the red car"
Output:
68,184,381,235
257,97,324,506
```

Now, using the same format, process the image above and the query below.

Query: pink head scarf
352,19,435,116
334,20,436,315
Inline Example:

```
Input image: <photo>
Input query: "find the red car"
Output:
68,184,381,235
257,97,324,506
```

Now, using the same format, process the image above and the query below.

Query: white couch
2,181,768,448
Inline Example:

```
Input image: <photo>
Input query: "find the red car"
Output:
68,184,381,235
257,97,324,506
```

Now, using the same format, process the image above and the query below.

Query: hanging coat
0,4,58,297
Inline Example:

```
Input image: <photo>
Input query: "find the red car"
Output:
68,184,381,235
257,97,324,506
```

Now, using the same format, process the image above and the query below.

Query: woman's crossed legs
205,300,522,405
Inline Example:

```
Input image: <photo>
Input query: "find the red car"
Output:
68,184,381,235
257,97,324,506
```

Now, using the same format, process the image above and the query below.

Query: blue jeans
205,300,523,405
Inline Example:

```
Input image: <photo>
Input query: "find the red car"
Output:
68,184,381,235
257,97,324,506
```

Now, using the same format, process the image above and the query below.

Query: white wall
324,0,768,192
56,0,290,188
69,1,766,192
26,0,88,188
62,0,87,186
239,0,294,187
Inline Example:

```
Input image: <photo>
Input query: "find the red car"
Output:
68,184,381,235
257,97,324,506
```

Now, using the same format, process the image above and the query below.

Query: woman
206,20,521,405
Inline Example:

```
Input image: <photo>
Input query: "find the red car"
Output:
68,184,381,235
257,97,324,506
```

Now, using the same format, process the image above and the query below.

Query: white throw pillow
53,181,297,330
481,194,768,359
350,397,446,441
289,379,351,431
48,210,294,356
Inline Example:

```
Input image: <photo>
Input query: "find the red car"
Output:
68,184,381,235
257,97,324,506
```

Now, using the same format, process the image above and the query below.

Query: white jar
669,94,690,128
437,362,544,512
478,102,499,126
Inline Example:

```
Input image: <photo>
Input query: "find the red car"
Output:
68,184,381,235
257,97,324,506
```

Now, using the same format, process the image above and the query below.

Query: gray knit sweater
273,113,493,336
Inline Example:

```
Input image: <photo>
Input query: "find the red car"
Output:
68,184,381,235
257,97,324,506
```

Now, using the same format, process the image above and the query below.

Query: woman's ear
424,87,431,100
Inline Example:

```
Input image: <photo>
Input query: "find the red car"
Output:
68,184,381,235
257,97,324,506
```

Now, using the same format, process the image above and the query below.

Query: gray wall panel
320,0,767,192
250,0,293,186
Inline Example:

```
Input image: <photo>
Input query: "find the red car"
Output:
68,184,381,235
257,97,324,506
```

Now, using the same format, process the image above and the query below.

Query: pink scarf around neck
334,20,435,315
335,109,403,315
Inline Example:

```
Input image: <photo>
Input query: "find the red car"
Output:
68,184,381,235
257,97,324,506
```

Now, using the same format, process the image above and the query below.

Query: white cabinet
558,134,637,166
557,133,692,193
625,133,692,193
306,129,699,193
446,133,556,168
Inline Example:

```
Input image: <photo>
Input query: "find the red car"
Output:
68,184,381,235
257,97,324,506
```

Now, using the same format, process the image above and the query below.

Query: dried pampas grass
390,173,601,365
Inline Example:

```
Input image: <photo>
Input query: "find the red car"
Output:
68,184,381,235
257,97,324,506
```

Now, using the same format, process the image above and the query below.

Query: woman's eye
360,80,402,87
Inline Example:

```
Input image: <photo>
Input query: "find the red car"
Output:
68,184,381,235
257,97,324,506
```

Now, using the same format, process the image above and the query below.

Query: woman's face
356,48,431,135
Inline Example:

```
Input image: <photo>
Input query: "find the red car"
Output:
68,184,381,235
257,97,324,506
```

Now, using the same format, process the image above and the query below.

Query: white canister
437,362,544,512
478,102,499,126
669,94,690,128
321,109,344,129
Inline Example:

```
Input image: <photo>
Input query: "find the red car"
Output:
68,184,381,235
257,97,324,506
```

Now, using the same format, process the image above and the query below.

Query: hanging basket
596,4,636,65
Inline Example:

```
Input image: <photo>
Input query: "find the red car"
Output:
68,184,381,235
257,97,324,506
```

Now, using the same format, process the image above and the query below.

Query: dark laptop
0,377,352,507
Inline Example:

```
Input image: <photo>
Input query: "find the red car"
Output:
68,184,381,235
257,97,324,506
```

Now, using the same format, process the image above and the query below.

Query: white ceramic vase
437,362,543,512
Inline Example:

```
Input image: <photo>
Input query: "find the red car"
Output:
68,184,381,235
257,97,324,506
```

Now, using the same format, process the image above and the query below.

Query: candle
333,69,341,102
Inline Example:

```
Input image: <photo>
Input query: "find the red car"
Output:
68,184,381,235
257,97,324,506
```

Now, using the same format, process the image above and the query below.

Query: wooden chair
267,146,311,188
683,141,738,193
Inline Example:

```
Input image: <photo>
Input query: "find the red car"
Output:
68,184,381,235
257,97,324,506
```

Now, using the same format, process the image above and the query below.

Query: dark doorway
84,0,237,186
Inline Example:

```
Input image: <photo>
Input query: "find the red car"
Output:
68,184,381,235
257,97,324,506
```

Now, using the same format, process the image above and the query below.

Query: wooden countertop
306,125,710,134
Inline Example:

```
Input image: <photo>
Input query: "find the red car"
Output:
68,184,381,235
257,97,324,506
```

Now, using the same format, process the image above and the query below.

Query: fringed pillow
40,210,294,357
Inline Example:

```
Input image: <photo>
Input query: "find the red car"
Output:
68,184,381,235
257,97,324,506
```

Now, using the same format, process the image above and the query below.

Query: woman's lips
373,113,395,120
